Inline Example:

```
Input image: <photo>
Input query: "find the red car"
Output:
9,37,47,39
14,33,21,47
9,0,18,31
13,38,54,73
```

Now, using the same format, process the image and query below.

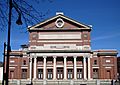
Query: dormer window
55,18,64,28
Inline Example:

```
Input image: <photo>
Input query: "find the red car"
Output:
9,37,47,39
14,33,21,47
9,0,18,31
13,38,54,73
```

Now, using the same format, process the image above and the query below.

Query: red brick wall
98,56,117,79
8,56,29,79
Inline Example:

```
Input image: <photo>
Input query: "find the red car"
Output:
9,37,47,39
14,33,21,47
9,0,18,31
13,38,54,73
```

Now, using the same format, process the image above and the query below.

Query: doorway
57,68,63,79
106,70,111,79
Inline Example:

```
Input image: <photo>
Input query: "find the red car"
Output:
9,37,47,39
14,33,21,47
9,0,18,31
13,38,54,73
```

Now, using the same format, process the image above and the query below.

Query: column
83,57,87,79
64,56,67,80
53,56,56,80
29,57,32,80
74,56,77,80
88,57,91,80
43,56,47,80
33,56,37,79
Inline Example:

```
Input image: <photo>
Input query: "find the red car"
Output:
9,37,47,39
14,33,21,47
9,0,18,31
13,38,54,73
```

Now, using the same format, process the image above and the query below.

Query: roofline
93,49,118,51
28,14,91,31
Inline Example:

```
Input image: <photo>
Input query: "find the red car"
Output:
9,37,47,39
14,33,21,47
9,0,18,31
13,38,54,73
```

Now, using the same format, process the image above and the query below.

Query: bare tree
0,0,53,85
0,0,53,30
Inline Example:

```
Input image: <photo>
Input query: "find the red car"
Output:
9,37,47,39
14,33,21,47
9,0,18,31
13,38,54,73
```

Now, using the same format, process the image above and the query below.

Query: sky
0,0,120,61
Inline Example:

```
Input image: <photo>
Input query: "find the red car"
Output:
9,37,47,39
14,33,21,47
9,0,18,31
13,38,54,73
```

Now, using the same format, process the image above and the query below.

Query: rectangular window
106,60,110,63
67,69,73,79
38,69,43,79
57,68,63,79
47,69,53,79
10,60,15,63
22,69,27,79
77,69,82,79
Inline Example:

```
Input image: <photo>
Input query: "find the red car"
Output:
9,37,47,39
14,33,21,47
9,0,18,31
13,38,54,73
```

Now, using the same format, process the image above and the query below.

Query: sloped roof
28,14,91,31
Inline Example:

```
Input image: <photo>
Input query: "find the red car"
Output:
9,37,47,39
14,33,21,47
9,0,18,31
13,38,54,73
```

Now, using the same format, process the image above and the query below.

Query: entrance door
22,69,27,79
57,68,63,79
93,69,98,79
10,71,14,79
106,70,111,79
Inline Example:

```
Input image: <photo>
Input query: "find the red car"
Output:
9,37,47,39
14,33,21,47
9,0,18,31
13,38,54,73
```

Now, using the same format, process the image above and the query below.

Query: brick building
117,57,120,77
5,12,118,84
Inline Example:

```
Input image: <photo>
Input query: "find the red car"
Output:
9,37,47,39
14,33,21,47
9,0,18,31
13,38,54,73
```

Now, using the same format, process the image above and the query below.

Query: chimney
56,12,64,15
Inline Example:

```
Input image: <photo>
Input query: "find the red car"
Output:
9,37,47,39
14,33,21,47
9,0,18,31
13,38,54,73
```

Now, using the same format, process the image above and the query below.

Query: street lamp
16,14,23,25
5,0,22,85
2,42,6,85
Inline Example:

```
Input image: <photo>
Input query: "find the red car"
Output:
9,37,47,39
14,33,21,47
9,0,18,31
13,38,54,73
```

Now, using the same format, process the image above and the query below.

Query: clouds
92,33,120,41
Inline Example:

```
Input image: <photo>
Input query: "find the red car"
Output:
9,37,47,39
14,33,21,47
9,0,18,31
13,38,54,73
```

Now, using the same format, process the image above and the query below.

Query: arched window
94,60,97,65
23,60,26,65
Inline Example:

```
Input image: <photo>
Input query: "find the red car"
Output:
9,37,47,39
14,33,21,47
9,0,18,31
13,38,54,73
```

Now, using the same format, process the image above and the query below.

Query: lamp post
5,0,12,85
2,42,6,85
5,0,22,85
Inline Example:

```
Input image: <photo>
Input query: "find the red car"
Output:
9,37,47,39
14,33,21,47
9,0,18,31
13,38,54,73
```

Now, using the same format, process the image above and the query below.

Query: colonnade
29,54,91,80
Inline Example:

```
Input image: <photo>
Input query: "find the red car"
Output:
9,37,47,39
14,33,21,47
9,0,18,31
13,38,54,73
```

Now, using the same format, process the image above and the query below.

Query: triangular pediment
28,14,91,31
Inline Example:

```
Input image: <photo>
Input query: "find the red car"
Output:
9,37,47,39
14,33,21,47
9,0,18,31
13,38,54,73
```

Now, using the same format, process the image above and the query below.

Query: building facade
5,13,118,83
117,57,120,78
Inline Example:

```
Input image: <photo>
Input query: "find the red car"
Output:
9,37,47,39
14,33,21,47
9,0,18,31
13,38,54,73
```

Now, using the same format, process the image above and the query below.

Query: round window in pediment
55,18,64,28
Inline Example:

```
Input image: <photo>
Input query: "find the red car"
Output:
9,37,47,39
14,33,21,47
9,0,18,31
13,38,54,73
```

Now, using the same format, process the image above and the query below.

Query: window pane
47,69,53,79
77,69,82,79
22,69,27,79
38,69,43,79
67,69,73,79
